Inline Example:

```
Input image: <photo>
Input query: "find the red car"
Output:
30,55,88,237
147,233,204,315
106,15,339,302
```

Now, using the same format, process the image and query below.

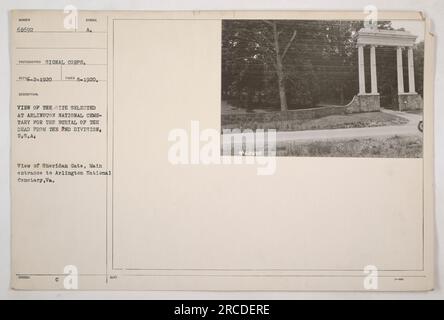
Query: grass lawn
222,111,409,132
277,135,422,158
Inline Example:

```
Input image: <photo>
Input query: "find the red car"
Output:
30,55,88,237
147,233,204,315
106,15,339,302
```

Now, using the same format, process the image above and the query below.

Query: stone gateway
347,25,423,112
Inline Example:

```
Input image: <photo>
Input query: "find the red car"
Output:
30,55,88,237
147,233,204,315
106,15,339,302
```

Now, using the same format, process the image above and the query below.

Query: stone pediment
356,28,417,47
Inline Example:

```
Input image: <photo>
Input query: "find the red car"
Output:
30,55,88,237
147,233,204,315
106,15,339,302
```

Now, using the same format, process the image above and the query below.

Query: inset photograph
221,19,424,157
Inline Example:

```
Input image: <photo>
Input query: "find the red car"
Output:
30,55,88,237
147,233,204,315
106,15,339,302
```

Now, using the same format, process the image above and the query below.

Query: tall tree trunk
276,57,288,111
272,23,288,112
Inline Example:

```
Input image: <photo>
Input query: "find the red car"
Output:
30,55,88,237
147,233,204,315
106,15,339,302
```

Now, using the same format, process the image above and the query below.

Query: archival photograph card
10,10,435,291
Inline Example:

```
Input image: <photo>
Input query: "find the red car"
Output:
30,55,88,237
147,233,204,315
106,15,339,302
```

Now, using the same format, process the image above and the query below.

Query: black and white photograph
221,19,424,157
2,0,442,301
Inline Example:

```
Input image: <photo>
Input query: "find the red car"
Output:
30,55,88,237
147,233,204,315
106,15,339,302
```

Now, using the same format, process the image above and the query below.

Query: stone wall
222,105,347,126
221,95,385,127
345,94,380,113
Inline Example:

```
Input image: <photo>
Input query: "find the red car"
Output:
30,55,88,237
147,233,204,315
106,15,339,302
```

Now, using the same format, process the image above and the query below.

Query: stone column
358,44,366,95
408,47,416,93
396,46,405,94
370,45,378,94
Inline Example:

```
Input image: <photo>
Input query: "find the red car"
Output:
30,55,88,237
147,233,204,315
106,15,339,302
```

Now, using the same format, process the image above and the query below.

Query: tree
413,41,424,96
222,20,362,110
265,20,297,111
222,20,298,111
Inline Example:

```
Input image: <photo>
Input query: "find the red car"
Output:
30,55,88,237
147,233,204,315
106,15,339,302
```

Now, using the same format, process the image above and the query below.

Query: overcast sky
391,20,425,42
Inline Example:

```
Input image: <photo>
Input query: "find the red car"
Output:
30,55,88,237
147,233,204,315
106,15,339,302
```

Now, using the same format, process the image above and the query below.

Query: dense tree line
222,20,424,111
